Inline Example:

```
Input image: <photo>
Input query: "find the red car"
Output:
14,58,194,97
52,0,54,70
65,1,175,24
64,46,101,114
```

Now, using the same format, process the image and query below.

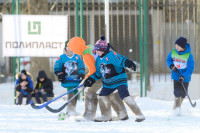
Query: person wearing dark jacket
15,69,33,105
34,70,54,104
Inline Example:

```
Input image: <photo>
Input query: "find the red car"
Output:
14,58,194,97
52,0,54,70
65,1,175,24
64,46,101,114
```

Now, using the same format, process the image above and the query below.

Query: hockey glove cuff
125,59,136,71
55,71,65,82
170,64,178,72
83,77,95,87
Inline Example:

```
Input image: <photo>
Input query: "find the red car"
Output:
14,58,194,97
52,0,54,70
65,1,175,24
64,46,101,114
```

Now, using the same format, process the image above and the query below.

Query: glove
55,71,65,82
83,77,95,87
78,74,85,81
179,76,184,82
170,64,178,72
125,59,136,71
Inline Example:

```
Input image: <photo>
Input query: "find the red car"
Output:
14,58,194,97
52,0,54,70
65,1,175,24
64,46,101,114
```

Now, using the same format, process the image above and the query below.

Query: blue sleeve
166,51,173,69
15,79,20,86
54,56,63,74
28,78,33,90
77,56,85,75
110,51,128,67
182,54,195,78
91,71,102,81
90,60,102,80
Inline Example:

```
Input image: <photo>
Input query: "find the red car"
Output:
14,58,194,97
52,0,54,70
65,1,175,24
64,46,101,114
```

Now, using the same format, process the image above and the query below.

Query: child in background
34,70,54,104
54,40,85,116
166,37,194,115
15,69,33,105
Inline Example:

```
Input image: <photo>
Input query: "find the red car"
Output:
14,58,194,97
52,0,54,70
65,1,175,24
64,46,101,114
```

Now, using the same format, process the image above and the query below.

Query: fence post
139,0,143,97
76,0,80,37
12,0,16,104
80,0,83,38
143,0,147,97
80,0,84,100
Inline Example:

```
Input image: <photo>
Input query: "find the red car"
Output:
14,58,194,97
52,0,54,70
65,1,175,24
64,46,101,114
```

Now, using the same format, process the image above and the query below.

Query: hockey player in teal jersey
54,40,85,116
83,37,145,122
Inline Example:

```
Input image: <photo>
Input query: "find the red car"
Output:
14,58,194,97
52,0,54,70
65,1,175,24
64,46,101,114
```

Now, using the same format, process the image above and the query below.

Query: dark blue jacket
34,70,54,97
15,76,33,95
166,43,195,82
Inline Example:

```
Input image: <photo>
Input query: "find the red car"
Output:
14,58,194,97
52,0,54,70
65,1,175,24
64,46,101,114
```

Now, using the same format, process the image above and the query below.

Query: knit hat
94,35,108,52
21,69,27,76
38,70,47,79
65,40,69,48
175,37,187,50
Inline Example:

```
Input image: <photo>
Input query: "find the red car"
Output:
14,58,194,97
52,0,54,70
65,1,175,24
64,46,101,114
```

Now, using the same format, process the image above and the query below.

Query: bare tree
27,0,51,82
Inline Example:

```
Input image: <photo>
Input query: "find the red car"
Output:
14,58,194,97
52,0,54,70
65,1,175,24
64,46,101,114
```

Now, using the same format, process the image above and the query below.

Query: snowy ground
0,79,200,133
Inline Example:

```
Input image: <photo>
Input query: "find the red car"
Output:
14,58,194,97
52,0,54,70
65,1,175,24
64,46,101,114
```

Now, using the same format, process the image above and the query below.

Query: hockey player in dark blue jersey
83,37,145,122
54,40,85,116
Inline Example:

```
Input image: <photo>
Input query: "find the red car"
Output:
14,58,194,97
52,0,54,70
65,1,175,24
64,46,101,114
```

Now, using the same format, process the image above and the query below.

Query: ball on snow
57,112,66,120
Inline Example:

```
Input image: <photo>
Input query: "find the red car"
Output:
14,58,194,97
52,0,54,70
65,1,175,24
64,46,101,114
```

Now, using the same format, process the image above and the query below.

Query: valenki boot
123,96,145,122
66,93,80,116
94,96,112,122
110,93,129,121
83,92,98,120
173,97,184,109
173,97,184,116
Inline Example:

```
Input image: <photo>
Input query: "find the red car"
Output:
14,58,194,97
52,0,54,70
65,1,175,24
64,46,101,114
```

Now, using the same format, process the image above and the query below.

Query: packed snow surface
0,80,200,133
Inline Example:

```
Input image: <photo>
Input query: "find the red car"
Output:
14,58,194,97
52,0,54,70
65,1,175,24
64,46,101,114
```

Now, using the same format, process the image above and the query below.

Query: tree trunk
196,1,200,73
27,0,51,82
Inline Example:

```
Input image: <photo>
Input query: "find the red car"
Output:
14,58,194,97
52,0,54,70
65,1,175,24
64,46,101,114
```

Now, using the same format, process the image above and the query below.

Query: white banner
2,15,68,57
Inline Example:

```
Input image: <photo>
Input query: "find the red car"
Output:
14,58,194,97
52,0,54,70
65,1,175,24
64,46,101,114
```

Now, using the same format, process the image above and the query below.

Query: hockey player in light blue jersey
54,40,85,116
83,36,145,122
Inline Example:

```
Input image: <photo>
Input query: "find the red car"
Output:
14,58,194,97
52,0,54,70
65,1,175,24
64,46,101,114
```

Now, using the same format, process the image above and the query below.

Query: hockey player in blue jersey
83,37,145,122
54,40,85,116
68,36,129,122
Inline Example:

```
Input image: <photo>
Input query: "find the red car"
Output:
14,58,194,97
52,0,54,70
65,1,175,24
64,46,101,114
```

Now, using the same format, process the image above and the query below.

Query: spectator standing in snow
166,37,194,114
54,40,85,116
15,69,33,105
67,36,129,121
34,70,54,104
82,37,145,122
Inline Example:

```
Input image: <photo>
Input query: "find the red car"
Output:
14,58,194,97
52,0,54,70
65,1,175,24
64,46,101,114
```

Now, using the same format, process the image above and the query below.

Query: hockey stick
65,78,81,82
45,86,86,113
30,84,84,109
176,71,196,107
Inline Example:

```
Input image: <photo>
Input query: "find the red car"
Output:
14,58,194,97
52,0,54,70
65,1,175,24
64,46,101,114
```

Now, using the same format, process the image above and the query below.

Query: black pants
17,92,32,105
174,80,189,98
35,92,47,104
99,85,130,100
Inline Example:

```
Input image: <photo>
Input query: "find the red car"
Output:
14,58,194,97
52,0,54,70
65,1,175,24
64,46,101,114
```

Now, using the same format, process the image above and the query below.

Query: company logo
28,21,41,35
